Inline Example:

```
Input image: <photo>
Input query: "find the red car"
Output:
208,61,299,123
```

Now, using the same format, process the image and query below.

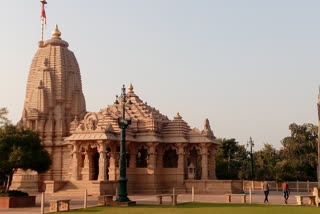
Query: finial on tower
174,112,182,119
52,25,61,38
128,83,133,92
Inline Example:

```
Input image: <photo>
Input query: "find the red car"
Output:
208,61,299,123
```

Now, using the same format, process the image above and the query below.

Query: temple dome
21,25,86,143
93,86,169,133
161,112,191,138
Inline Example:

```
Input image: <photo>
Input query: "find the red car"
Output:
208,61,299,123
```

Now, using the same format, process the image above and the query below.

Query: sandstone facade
12,26,219,195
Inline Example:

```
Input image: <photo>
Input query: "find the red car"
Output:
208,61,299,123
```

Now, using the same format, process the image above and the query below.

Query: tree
254,144,280,180
0,108,10,126
0,107,10,186
0,125,51,191
275,123,318,181
216,138,250,179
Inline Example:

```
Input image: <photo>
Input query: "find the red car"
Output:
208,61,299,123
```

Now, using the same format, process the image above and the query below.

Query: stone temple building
12,26,242,195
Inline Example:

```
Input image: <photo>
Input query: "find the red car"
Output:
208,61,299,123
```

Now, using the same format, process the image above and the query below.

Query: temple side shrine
66,85,218,194
12,26,227,195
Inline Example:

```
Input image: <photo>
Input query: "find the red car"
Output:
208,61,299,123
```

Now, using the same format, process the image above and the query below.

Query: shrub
0,190,29,197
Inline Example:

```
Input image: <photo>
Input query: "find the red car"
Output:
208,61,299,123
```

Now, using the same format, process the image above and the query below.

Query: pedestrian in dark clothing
263,180,270,204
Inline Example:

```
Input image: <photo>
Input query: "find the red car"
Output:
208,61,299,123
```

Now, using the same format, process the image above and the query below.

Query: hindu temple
12,25,241,195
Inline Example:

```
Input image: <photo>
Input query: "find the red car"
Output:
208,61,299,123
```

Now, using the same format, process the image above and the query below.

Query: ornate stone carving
201,118,214,138
76,124,84,131
70,116,80,132
87,118,96,130
83,113,98,131
105,123,114,133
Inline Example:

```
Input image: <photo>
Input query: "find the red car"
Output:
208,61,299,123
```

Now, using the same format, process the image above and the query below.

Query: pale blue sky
0,0,319,149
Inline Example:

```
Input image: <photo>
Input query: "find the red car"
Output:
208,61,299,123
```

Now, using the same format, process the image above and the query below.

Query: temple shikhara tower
12,25,240,195
20,26,86,143
12,26,86,191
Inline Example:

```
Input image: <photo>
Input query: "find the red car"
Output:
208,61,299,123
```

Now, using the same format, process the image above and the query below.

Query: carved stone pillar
201,144,208,180
71,143,80,180
147,143,157,171
98,141,107,181
43,146,53,180
129,146,136,168
211,146,217,179
82,149,93,181
157,148,164,169
89,152,95,180
177,143,186,183
108,146,116,180
177,144,186,171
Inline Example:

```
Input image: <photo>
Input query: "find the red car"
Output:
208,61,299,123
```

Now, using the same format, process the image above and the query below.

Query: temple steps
50,181,187,196
128,185,187,194
50,181,100,196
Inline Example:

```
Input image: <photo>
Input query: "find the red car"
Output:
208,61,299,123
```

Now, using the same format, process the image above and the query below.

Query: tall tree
0,108,10,185
216,138,250,179
254,144,280,180
275,123,318,181
0,125,51,191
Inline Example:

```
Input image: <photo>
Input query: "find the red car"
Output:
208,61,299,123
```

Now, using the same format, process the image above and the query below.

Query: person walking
263,179,270,204
282,181,290,204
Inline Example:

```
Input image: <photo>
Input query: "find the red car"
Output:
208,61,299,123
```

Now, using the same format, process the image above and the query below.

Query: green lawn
53,202,320,214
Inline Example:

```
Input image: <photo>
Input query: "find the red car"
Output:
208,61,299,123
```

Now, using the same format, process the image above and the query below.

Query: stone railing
243,180,317,192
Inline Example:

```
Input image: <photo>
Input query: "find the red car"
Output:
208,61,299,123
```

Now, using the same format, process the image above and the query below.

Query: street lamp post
247,137,254,180
115,85,132,202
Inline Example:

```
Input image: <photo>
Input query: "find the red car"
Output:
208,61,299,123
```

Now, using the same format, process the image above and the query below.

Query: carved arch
163,145,178,168
83,112,98,130
136,145,148,168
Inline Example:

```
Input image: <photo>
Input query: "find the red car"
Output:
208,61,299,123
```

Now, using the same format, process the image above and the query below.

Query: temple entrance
136,146,148,168
187,147,202,180
163,147,178,168
93,150,99,180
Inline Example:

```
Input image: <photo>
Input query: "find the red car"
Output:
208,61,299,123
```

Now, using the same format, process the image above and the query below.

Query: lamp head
114,95,119,105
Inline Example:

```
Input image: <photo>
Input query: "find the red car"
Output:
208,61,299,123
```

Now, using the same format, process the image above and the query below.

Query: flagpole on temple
40,0,47,41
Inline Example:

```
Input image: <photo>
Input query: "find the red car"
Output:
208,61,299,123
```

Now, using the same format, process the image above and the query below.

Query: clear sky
0,0,319,150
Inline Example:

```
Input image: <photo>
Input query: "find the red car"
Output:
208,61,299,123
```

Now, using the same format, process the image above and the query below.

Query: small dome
161,113,191,137
128,83,134,92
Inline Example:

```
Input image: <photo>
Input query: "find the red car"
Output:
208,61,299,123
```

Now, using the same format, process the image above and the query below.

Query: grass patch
52,202,320,214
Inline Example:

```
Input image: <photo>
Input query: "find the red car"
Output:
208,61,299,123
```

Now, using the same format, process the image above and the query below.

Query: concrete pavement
0,191,314,214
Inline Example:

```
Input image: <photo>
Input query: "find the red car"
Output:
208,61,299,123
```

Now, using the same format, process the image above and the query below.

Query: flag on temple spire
40,0,47,24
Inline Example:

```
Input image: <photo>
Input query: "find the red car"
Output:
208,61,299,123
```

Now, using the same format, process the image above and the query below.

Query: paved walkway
0,191,314,214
